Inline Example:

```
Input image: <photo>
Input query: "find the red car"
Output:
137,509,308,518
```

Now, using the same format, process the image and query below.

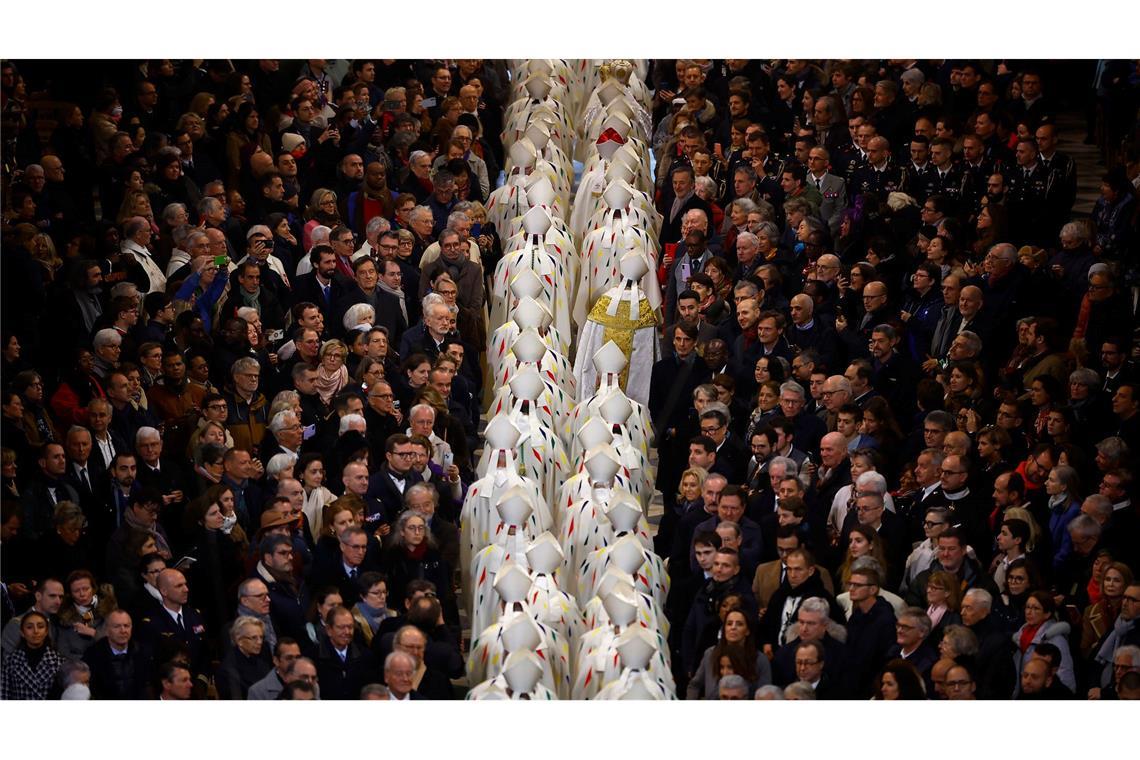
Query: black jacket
83,637,154,700
314,638,380,700
842,596,897,698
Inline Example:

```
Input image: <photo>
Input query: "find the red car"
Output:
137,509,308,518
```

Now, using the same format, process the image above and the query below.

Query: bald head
959,285,983,319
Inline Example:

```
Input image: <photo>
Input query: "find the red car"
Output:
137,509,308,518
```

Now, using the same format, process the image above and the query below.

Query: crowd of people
1,57,1138,701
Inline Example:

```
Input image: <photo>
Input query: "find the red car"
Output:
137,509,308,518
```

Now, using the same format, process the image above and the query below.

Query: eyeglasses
895,623,916,631
392,451,415,458
923,520,946,528
847,580,874,588
241,592,270,600
945,680,972,689
700,425,723,434
405,524,427,533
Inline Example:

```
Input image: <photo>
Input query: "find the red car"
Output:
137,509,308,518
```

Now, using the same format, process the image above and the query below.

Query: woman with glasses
350,571,396,647
996,556,1044,630
34,501,95,587
216,615,272,700
382,511,459,634
1012,590,1076,694
303,188,342,249
314,340,350,406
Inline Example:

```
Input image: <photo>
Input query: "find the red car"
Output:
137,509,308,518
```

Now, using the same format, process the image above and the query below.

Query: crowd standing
1,58,1139,701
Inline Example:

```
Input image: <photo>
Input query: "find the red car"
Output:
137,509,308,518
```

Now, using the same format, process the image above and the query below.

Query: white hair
266,452,298,478
135,426,161,445
338,413,367,435
342,303,376,331
268,410,299,434
93,328,122,350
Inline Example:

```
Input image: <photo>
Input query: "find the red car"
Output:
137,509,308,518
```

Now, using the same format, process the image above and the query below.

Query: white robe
459,460,549,609
571,624,673,700
487,385,573,447
573,211,660,330
488,321,572,384
581,588,671,643
468,539,533,638
489,234,574,346
476,409,569,508
572,283,660,408
526,572,586,659
467,609,572,699
566,381,653,457
466,674,559,700
577,541,670,615
593,668,676,700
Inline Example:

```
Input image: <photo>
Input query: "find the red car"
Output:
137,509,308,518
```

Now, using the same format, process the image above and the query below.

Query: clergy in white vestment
523,532,585,655
593,627,676,700
572,251,660,407
571,581,673,700
467,649,559,700
565,340,653,454
468,607,572,699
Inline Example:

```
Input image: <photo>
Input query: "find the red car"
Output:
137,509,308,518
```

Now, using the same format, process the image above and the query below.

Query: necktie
80,467,90,491
322,283,330,305
349,568,357,579
339,650,347,663
176,612,185,631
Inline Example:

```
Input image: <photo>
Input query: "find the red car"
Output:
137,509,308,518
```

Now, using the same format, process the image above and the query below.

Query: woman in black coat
215,615,273,700
382,511,459,634
181,486,245,642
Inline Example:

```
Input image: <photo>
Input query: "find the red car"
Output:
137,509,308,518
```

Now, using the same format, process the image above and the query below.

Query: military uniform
831,142,866,186
849,160,907,199
904,162,935,204
1040,151,1078,238
139,602,210,677
961,158,998,214
1006,163,1051,246
923,164,967,214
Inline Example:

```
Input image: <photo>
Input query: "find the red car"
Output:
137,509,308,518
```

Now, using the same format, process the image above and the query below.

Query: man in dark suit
292,245,354,319
19,443,80,542
699,407,747,485
887,607,940,690
364,436,424,524
659,165,710,247
62,426,110,522
307,525,380,608
840,490,911,588
138,569,210,678
83,608,153,699
315,605,381,700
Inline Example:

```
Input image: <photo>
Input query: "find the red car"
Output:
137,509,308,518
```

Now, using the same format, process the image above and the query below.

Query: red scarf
1019,622,1042,653
405,542,429,561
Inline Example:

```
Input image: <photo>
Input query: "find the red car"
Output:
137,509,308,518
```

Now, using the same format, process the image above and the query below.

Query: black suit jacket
292,271,354,317
659,194,712,245
83,637,154,700
365,465,424,525
138,603,210,677
314,638,381,700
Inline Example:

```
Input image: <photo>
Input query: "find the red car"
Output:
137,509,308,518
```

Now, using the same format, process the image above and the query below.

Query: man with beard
348,161,396,236
146,351,205,456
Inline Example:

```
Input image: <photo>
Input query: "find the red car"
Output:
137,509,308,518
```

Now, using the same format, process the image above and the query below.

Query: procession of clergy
460,60,671,699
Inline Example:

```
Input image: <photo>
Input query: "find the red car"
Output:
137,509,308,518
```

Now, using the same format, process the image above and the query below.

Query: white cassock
558,487,650,597
490,235,572,341
572,278,660,408
488,384,573,448
459,462,549,608
593,668,676,700
557,476,653,549
581,587,671,644
526,571,586,657
501,219,580,310
468,532,534,638
566,385,653,457
489,321,572,384
485,168,531,236
555,468,640,531
478,406,570,505
466,674,559,700
580,186,661,249
567,426,652,507
578,541,670,614
573,212,659,330
495,349,576,410
571,625,674,700
467,610,572,699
